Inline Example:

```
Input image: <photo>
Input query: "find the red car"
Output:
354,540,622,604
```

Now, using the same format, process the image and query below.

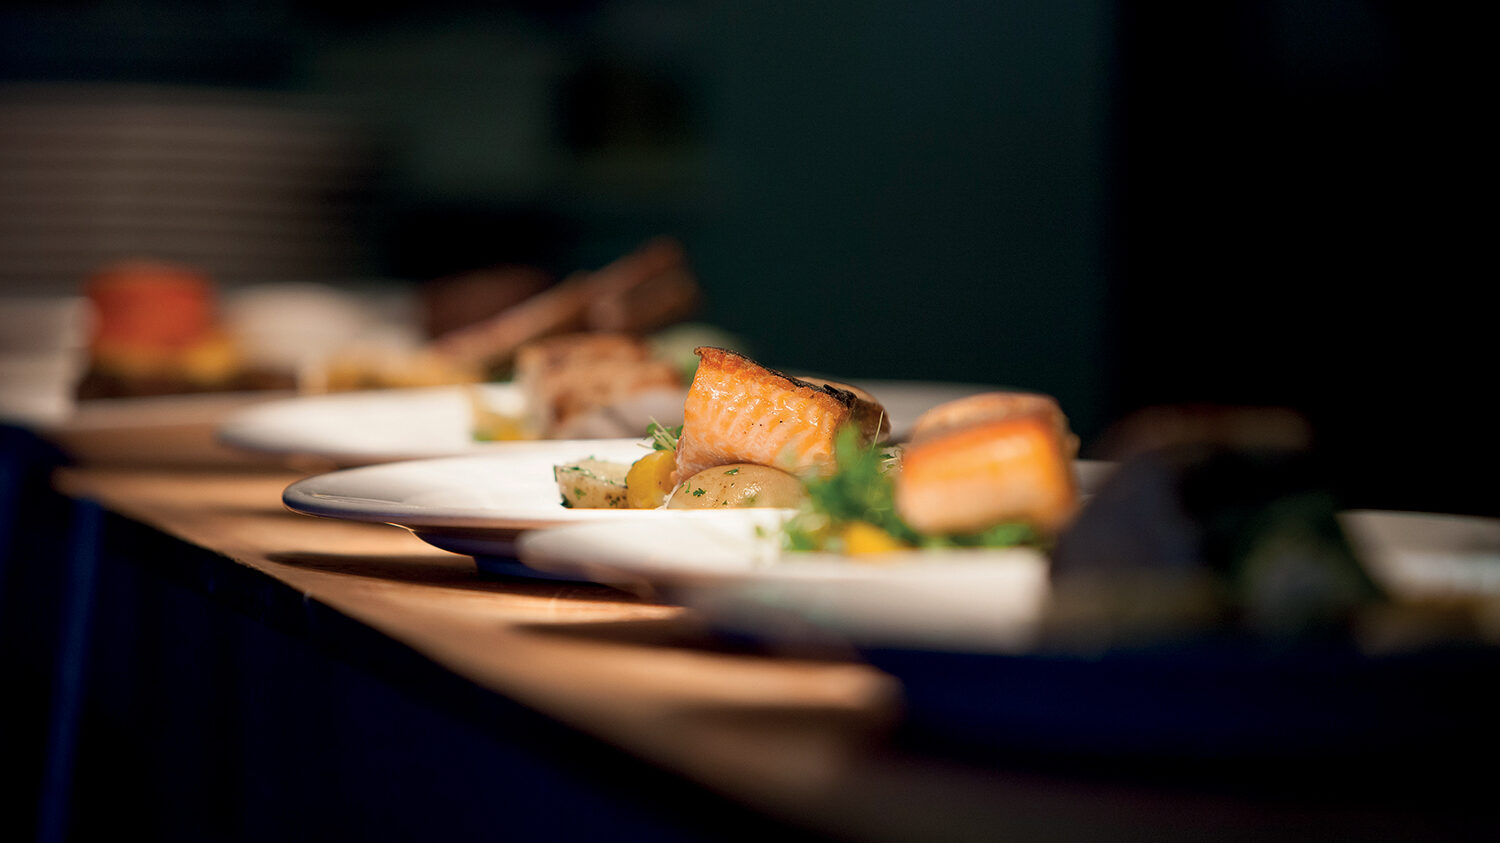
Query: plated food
78,259,301,398
534,351,1500,659
550,345,1084,559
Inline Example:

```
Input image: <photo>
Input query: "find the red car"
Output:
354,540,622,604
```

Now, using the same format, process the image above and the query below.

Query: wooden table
12,394,1494,842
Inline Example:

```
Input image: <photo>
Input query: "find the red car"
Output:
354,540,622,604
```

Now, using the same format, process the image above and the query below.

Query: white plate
1338,509,1500,599
518,510,1055,651
222,383,674,466
223,379,1008,466
281,438,801,577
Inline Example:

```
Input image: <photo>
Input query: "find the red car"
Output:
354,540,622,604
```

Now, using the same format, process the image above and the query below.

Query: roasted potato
554,458,631,508
665,463,808,509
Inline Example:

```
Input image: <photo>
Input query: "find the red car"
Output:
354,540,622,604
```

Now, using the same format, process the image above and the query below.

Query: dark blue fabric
0,427,816,842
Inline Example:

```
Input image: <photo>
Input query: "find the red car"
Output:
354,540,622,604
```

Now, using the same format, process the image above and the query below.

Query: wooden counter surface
34,394,1490,842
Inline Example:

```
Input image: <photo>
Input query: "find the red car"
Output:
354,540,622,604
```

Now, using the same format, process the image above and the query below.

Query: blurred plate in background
223,379,1006,466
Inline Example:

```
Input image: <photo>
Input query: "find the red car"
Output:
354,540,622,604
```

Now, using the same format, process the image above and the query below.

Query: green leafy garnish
645,421,682,451
782,424,1042,552
724,468,740,475
782,425,911,549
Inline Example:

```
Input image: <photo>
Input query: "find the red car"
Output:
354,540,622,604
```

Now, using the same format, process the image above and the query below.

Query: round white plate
222,379,1008,466
1337,509,1500,600
518,509,1054,650
281,438,801,576
222,383,674,467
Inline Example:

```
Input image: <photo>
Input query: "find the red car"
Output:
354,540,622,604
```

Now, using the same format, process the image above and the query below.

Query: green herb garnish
781,424,1040,552
782,425,913,549
645,421,682,452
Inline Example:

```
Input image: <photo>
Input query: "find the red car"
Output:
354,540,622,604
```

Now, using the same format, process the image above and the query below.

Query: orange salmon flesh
895,411,1078,536
673,347,877,483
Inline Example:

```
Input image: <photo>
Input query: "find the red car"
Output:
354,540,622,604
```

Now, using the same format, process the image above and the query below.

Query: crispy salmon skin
673,347,885,482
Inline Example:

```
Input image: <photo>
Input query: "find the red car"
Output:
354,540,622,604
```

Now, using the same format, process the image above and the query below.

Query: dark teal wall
572,2,1112,440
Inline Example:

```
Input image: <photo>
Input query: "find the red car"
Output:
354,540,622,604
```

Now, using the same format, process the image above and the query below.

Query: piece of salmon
895,392,1079,536
673,347,886,483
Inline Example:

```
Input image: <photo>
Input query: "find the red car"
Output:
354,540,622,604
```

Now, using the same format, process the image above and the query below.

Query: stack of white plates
0,81,382,291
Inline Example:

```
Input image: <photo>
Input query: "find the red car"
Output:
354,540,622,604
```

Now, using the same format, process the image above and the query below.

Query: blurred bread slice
428,236,701,373
514,332,684,439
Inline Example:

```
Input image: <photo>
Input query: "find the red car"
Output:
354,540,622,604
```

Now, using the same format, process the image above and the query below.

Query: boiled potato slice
555,458,631,509
666,463,808,509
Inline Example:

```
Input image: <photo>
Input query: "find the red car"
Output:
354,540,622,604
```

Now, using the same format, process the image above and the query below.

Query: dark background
2,1,1492,515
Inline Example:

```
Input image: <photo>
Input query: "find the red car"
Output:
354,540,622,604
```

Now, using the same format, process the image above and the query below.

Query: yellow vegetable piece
467,386,533,441
626,449,678,509
840,521,908,555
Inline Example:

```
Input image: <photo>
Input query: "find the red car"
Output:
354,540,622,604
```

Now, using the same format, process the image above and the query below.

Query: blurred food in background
425,235,702,378
506,332,683,441
307,234,710,401
225,277,482,394
78,259,293,398
64,233,729,409
1046,404,1408,648
420,264,553,342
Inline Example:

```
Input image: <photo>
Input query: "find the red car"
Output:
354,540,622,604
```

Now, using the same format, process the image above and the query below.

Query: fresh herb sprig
783,425,909,550
645,421,682,451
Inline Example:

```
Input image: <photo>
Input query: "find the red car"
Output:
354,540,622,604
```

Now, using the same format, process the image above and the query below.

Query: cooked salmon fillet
673,347,885,482
895,392,1079,536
